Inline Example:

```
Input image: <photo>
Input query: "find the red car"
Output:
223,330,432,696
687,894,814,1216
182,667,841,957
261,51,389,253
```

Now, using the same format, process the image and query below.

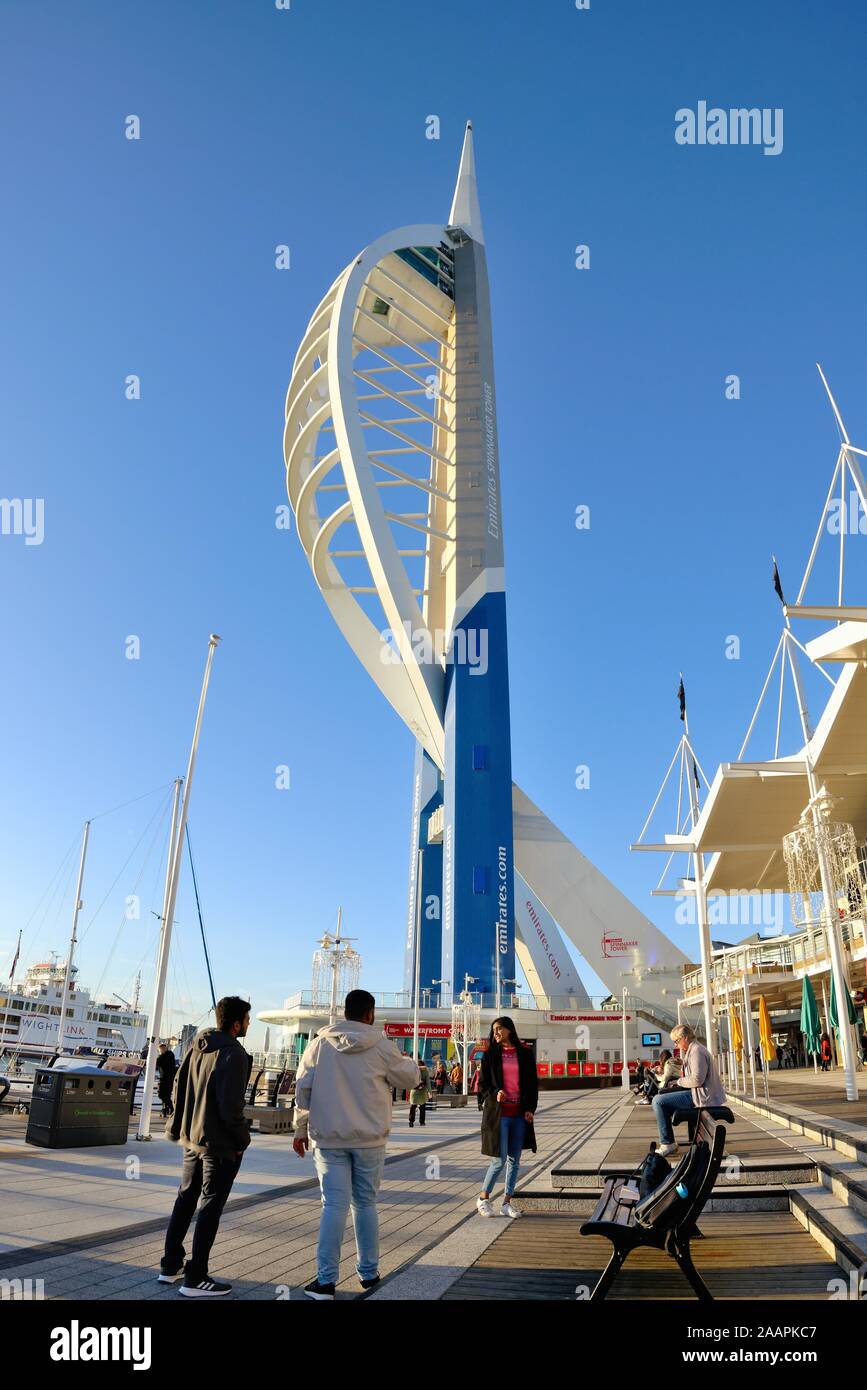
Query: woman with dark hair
476,1016,538,1220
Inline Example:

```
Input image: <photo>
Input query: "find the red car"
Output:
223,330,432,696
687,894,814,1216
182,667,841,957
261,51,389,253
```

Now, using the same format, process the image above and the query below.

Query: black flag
678,677,686,722
772,557,785,606
693,758,700,792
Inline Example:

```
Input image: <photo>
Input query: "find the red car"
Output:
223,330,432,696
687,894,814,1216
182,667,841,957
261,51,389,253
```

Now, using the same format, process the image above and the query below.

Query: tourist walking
476,1016,537,1219
820,1033,832,1072
471,1060,484,1110
450,1060,463,1093
156,1042,178,1118
292,989,418,1300
652,1022,725,1157
433,1060,447,1095
408,1057,430,1127
159,996,253,1297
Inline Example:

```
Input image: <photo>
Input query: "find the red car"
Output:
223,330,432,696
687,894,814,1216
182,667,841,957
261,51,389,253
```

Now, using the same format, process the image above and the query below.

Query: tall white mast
57,820,91,1055
449,121,484,244
137,635,221,1140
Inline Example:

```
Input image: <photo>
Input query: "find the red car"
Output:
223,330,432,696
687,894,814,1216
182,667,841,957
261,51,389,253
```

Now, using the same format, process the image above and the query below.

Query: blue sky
2,0,866,1046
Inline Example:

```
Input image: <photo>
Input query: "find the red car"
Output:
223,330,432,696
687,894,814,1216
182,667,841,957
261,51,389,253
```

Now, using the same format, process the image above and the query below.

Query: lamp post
462,974,476,1095
621,987,631,1090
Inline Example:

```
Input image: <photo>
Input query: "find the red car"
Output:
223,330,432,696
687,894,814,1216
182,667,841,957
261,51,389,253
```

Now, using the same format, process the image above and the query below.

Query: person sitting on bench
652,1023,725,1155
636,1049,681,1104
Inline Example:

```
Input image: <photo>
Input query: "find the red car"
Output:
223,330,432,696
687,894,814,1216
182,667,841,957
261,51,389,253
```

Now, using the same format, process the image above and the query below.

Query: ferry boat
0,957,148,1071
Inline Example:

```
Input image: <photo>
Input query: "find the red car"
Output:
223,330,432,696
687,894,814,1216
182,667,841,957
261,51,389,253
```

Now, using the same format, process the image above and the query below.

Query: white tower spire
449,121,484,244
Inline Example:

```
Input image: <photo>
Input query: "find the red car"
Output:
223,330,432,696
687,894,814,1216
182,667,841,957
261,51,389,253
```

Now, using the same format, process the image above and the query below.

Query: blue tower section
439,204,515,1001
403,743,444,998
442,588,515,999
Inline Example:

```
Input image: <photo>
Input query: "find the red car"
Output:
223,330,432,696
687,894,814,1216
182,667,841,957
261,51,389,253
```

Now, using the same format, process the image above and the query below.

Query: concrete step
550,1155,816,1189
513,1185,790,1215
788,1182,867,1281
731,1088,867,1165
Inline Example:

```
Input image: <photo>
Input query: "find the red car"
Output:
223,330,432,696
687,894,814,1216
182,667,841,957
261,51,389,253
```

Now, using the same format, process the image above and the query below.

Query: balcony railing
682,916,866,999
274,988,677,1026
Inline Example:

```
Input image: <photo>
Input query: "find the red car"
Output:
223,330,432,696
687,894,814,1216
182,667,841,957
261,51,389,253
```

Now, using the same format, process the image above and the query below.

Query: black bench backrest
633,1110,727,1236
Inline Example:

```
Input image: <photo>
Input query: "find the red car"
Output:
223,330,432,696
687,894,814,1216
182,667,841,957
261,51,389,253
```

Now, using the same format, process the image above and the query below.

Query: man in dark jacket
155,1043,178,1117
158,996,253,1297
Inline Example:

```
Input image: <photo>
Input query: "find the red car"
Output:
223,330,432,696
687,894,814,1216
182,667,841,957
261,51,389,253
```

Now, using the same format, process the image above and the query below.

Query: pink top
501,1046,521,1116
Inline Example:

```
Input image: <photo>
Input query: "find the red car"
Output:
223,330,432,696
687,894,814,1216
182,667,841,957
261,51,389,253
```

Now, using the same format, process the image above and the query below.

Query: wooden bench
579,1105,735,1301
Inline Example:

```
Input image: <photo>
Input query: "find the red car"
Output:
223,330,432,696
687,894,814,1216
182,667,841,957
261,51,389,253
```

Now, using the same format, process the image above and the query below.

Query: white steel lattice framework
283,126,688,1015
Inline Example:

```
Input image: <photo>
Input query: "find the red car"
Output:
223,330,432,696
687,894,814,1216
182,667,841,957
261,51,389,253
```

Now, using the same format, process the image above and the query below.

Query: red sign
601,932,639,958
550,1013,632,1023
567,1062,580,1075
537,1063,550,1077
612,1061,624,1074
582,1062,596,1076
596,1062,610,1075
552,1062,565,1076
383,1023,452,1038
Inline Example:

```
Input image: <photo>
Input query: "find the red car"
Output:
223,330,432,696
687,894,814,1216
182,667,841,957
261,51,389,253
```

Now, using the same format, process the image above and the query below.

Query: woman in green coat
408,1058,430,1127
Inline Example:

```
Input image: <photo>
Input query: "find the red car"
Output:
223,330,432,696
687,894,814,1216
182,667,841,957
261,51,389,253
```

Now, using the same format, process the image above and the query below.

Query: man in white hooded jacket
292,988,419,1299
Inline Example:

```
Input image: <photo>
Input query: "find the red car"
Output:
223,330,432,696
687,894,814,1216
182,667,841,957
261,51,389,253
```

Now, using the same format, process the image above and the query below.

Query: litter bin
25,1065,133,1147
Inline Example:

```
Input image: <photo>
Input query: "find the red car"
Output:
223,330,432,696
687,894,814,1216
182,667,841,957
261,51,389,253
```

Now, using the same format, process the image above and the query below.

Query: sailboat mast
57,819,91,1055
137,633,221,1141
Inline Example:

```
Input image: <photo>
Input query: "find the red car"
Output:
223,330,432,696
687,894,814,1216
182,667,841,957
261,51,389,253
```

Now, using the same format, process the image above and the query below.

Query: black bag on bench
634,1144,672,1200
634,1136,708,1230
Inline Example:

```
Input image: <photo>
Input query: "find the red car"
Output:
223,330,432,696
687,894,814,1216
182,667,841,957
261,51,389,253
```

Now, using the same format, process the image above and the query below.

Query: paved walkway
0,1091,617,1300
736,1067,867,1122
0,1100,482,1254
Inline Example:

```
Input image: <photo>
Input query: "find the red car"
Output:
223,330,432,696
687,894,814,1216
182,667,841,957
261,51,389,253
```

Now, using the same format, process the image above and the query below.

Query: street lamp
621,987,631,1091
462,975,477,1094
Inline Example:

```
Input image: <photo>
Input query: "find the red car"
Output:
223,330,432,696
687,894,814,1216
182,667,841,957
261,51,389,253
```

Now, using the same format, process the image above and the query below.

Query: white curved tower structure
284,125,687,1013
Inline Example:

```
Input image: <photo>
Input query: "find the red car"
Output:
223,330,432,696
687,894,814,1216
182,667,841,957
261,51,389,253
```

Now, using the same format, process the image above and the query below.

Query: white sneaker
501,1201,521,1219
656,1142,677,1157
476,1196,494,1217
635,1098,650,1105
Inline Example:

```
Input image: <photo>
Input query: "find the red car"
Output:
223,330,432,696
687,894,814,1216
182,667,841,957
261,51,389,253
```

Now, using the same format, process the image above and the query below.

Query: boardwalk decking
0,1088,844,1301
443,1211,840,1300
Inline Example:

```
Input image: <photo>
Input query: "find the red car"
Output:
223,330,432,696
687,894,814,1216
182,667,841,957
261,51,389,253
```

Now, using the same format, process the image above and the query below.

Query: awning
695,656,867,893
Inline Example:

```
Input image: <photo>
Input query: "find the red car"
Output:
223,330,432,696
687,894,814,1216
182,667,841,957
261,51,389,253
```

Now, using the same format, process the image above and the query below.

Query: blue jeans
313,1145,386,1285
481,1115,525,1199
652,1088,696,1144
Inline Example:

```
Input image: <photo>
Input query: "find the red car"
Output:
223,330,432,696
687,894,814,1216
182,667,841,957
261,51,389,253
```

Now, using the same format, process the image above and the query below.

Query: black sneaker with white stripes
303,1279,336,1301
179,1275,232,1298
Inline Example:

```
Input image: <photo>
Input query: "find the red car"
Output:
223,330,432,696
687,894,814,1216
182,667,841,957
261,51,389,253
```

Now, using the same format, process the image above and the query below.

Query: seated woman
636,1050,681,1104
652,1023,725,1156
